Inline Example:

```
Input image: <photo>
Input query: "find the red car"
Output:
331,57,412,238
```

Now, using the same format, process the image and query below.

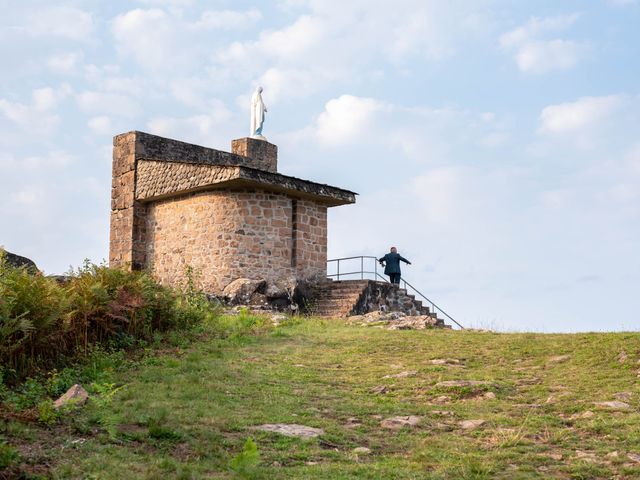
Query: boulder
459,419,486,430
251,424,324,438
353,447,371,454
593,400,631,410
0,248,38,274
222,278,267,305
53,384,89,409
380,415,421,430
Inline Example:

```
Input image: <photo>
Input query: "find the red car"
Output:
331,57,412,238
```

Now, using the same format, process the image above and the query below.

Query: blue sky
1,0,639,332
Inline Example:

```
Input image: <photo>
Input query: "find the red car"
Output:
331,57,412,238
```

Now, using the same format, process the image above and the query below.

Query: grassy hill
2,315,639,479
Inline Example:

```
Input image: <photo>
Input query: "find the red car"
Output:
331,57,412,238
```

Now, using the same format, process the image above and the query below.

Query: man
379,247,411,285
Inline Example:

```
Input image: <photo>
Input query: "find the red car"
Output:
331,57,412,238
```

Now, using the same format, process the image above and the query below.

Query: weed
0,440,20,469
146,409,182,441
230,438,260,478
36,400,60,426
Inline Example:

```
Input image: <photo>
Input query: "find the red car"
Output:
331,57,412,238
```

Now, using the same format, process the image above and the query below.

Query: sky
1,0,639,332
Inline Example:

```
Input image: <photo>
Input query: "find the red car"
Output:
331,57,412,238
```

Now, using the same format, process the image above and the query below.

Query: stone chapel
109,131,356,293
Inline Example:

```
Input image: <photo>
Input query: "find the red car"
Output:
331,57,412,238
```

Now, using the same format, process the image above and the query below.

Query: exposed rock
569,410,595,420
47,275,71,285
383,370,417,379
0,248,38,274
628,453,640,463
459,419,486,430
223,278,267,305
433,395,451,403
484,391,496,399
614,392,633,402
347,311,406,324
369,385,390,394
594,401,631,410
380,415,421,430
436,380,493,388
53,384,89,409
427,358,461,365
353,447,371,454
387,316,439,330
575,450,597,462
251,424,324,438
269,313,288,325
606,451,619,458
618,351,629,363
548,355,571,363
431,410,454,416
344,417,362,428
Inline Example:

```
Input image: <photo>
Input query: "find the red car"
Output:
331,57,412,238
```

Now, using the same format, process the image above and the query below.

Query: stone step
312,279,448,326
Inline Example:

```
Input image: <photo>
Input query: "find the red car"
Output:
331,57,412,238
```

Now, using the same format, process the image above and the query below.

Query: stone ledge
114,130,247,167
136,160,356,206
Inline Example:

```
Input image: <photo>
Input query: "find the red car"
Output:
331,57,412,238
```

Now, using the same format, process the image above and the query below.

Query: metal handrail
327,255,464,329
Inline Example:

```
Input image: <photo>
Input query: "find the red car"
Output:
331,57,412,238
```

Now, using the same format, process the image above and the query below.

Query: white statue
250,86,267,138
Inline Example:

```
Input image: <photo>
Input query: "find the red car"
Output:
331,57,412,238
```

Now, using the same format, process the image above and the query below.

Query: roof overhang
135,160,357,207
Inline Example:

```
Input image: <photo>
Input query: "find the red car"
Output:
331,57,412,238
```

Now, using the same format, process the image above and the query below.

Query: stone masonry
109,131,355,293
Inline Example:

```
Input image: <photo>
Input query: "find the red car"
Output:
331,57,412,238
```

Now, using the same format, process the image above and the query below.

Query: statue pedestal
231,137,278,173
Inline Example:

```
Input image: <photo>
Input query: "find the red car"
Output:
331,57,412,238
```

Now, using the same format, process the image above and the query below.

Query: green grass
2,317,640,479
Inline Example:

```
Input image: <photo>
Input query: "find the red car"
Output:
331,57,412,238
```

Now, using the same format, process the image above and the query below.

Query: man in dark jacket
379,247,411,285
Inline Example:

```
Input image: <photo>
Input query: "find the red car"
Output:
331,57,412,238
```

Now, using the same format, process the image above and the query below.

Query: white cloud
25,6,94,41
146,102,233,146
539,95,624,135
213,1,493,100
88,116,114,135
499,14,580,48
138,0,194,6
500,14,585,74
10,187,44,207
112,9,193,71
32,86,71,111
47,52,84,74
0,151,75,171
315,95,386,146
0,85,70,137
514,40,584,74
193,9,262,30
76,91,140,117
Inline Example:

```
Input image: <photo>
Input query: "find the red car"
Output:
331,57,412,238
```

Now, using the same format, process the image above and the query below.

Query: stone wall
145,189,331,292
147,191,284,293
294,200,327,278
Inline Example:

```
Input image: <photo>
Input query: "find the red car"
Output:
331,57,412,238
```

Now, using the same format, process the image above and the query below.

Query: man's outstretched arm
400,256,412,265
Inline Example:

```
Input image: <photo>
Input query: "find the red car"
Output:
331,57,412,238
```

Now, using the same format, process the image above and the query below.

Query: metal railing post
361,257,364,279
337,259,340,280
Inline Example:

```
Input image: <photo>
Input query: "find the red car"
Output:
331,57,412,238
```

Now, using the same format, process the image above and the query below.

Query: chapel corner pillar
109,131,147,270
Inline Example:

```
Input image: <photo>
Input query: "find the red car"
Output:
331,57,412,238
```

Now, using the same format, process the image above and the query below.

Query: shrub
0,257,218,384
0,441,20,469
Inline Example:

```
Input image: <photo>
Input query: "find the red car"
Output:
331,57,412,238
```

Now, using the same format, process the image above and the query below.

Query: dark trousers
389,273,401,285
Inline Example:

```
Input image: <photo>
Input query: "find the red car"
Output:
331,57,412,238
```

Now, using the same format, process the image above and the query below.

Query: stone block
231,137,278,173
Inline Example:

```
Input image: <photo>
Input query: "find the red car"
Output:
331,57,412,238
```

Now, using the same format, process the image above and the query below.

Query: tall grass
0,255,213,384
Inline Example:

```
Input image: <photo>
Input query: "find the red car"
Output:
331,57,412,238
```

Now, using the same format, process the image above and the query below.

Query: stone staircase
313,279,445,326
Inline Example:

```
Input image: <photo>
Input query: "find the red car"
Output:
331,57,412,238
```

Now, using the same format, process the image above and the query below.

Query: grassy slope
4,318,640,479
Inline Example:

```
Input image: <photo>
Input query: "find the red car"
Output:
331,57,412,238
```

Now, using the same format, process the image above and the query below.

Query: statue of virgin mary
250,86,267,138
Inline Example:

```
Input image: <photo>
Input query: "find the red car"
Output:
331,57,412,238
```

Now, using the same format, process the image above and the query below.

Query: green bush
0,256,219,385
